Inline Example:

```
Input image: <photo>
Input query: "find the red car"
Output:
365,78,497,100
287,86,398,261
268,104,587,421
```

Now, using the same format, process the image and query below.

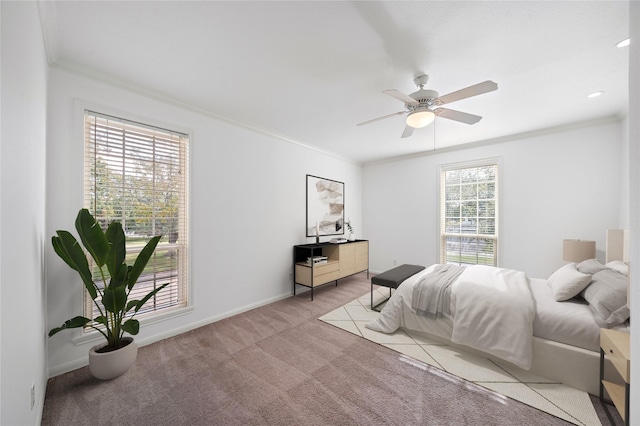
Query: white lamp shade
406,109,435,128
562,239,596,263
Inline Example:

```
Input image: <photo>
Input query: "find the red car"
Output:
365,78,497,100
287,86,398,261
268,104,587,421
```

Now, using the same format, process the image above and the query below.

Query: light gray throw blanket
411,264,466,318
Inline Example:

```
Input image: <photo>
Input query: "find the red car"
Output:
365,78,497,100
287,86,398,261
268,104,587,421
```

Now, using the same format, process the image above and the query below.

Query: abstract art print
306,175,344,237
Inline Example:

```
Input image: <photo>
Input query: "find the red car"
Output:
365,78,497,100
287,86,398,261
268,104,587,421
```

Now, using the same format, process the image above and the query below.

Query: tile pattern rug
319,289,601,426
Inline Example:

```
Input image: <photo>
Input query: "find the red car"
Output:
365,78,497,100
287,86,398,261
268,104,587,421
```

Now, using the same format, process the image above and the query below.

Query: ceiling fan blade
435,108,482,125
401,125,414,138
383,89,419,105
357,111,405,126
436,81,498,105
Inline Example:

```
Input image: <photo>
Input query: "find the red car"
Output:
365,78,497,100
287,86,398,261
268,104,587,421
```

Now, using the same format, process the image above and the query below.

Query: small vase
348,233,355,241
89,337,138,380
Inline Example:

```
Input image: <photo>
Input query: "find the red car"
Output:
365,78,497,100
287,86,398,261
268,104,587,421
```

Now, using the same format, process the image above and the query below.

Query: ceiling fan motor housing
408,89,439,112
410,89,439,102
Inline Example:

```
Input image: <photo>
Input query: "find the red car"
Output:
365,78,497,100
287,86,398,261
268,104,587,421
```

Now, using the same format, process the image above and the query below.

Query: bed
366,230,630,395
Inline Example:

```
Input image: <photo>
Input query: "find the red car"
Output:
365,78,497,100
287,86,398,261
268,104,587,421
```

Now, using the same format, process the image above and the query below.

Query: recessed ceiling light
616,38,630,48
587,91,604,99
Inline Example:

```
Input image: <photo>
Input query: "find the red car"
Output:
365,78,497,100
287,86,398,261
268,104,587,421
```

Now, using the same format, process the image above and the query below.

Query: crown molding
50,58,360,166
36,0,60,65
364,115,623,167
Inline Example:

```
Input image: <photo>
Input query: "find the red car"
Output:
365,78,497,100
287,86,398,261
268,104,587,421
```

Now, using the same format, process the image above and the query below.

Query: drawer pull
609,349,614,354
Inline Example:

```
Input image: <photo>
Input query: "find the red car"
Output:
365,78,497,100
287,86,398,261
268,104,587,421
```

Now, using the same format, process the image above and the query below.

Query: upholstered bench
370,264,425,312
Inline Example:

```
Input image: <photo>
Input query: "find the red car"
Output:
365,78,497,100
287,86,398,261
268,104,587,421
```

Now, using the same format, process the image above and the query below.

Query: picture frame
306,174,345,237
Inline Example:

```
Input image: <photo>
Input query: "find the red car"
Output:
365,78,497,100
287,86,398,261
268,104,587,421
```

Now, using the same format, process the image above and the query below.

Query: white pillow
576,258,606,275
548,263,592,301
581,269,630,327
605,260,628,276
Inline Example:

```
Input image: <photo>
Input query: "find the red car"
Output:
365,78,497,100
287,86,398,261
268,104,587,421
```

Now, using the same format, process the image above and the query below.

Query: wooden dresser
293,240,368,300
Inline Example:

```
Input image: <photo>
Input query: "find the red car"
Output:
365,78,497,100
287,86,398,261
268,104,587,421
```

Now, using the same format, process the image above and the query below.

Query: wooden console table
293,240,368,300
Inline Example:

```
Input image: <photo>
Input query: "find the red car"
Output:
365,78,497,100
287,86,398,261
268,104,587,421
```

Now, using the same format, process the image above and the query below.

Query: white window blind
83,110,189,323
440,160,499,266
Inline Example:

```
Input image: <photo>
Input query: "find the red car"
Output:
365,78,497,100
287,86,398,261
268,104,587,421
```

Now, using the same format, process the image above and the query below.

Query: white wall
45,67,362,375
363,119,624,279
0,1,49,424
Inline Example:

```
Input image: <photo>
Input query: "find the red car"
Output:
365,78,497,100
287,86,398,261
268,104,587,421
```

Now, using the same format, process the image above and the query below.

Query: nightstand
599,328,630,426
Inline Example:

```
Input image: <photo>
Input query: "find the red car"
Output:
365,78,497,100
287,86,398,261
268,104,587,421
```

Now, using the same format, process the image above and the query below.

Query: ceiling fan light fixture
406,108,435,128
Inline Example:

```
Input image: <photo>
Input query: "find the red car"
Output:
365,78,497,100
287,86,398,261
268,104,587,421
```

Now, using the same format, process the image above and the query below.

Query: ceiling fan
358,75,498,138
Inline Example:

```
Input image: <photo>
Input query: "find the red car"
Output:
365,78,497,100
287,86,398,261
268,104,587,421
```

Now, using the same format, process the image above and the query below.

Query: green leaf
48,316,92,337
126,300,139,312
122,319,140,335
52,236,76,271
135,282,170,313
94,315,108,327
55,230,98,300
102,285,127,314
105,221,126,280
75,209,110,268
107,263,128,290
128,235,161,290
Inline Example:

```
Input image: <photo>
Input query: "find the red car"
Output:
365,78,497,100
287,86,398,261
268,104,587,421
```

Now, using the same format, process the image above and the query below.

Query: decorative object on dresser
306,175,345,239
599,328,630,426
562,238,596,262
293,240,368,300
345,218,355,241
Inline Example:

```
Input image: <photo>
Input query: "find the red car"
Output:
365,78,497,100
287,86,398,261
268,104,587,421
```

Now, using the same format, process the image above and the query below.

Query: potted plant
49,208,168,380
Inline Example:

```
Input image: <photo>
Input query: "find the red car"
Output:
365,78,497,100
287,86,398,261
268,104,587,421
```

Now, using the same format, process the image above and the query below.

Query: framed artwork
306,174,345,237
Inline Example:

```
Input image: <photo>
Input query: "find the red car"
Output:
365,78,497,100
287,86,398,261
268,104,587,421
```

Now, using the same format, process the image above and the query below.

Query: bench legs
371,282,393,312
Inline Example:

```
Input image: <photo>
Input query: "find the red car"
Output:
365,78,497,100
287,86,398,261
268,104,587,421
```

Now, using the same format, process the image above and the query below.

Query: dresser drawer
295,261,339,287
313,261,339,276
313,269,340,286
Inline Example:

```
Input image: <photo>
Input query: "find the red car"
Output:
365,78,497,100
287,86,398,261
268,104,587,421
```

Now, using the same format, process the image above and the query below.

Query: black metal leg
371,286,395,312
625,382,629,426
600,348,618,426
371,281,374,310
599,348,604,401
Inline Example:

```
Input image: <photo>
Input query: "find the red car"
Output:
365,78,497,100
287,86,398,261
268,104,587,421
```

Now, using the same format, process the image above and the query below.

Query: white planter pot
89,337,138,380
348,233,355,241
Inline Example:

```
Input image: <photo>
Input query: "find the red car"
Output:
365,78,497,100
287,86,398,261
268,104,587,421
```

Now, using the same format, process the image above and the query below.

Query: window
83,110,189,323
440,159,499,266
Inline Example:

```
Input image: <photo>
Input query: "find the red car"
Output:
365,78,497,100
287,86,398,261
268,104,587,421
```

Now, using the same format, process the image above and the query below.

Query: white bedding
530,277,629,351
366,264,631,370
366,264,536,369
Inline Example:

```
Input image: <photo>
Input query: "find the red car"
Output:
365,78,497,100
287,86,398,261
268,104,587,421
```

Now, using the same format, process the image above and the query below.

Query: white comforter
366,264,536,369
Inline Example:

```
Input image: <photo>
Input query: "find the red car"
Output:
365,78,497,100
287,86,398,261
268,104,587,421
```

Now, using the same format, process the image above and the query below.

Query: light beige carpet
319,289,602,426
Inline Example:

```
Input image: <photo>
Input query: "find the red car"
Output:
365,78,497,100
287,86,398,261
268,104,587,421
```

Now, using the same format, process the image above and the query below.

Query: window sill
71,305,194,346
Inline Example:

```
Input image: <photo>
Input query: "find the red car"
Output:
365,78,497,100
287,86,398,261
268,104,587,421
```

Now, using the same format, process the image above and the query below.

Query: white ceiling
42,1,630,164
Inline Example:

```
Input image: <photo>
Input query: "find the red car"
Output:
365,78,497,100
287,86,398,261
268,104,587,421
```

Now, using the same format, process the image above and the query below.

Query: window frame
438,157,501,267
72,101,193,345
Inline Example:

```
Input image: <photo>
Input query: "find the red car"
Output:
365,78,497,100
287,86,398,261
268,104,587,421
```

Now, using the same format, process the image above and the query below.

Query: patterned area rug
319,289,601,426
